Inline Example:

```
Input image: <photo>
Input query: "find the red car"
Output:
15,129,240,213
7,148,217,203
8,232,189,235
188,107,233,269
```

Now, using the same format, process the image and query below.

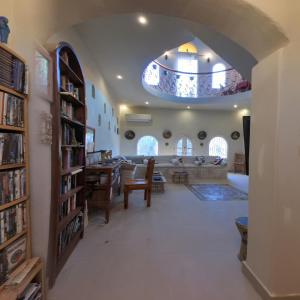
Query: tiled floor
49,174,260,300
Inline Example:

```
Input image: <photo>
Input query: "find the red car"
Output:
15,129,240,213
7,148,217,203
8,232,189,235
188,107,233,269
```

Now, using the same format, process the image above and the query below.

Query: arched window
212,63,226,89
176,57,198,97
209,137,228,158
137,136,158,156
177,138,193,156
144,62,160,86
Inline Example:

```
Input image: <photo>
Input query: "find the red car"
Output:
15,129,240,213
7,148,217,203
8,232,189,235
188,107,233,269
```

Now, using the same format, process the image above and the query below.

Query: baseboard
242,262,300,300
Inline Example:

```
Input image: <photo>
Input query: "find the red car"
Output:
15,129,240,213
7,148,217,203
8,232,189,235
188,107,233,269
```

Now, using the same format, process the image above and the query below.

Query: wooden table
86,162,121,223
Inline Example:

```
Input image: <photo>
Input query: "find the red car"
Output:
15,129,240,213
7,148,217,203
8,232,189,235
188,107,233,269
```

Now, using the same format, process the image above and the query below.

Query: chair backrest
234,153,245,163
145,159,155,188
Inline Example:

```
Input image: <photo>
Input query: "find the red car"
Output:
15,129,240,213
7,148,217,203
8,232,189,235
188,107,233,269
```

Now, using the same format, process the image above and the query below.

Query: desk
86,162,121,223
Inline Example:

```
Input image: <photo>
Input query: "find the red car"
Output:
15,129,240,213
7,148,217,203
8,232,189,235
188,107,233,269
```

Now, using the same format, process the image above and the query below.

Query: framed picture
86,127,95,153
34,44,52,102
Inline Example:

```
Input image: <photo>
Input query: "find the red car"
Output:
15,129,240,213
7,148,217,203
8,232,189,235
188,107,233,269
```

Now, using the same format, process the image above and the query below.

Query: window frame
137,135,159,156
212,63,226,89
208,136,228,158
177,137,193,156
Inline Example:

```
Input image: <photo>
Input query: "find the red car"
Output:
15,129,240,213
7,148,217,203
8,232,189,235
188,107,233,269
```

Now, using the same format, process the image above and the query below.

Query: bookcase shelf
50,42,86,287
0,258,45,300
61,114,85,128
0,196,28,211
0,230,27,251
60,91,85,107
61,165,84,176
57,207,82,232
0,163,26,171
0,84,26,99
0,125,25,132
60,186,84,203
0,43,45,300
61,144,85,148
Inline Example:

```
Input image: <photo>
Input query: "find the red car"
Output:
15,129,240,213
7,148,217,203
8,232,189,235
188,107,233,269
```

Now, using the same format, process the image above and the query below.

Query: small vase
0,17,10,44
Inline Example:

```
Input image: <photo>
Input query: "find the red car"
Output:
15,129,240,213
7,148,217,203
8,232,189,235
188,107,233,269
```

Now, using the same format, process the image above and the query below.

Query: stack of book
0,47,26,93
0,236,27,284
0,133,24,165
59,195,77,221
57,213,82,256
0,204,27,243
0,91,24,127
0,168,26,204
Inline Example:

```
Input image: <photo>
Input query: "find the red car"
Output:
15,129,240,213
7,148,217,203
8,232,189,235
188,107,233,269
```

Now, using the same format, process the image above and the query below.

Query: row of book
0,47,27,94
0,204,27,244
19,282,42,300
61,172,82,194
0,133,24,165
62,148,84,170
0,169,26,205
57,213,82,256
61,99,74,119
0,236,26,284
0,91,24,127
59,194,77,221
61,122,81,145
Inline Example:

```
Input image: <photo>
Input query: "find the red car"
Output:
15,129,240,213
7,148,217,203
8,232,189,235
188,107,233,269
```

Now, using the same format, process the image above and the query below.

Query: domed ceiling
142,38,251,103
73,14,256,109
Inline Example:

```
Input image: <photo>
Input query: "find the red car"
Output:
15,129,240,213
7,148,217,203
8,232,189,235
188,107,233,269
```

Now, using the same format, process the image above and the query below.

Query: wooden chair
124,158,155,209
233,153,246,173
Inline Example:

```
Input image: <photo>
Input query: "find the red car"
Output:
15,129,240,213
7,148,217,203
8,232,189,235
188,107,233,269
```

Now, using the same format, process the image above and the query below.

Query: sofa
124,155,228,182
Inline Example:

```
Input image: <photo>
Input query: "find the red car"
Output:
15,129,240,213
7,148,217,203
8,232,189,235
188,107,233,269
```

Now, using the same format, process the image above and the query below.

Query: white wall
86,80,120,155
120,106,250,167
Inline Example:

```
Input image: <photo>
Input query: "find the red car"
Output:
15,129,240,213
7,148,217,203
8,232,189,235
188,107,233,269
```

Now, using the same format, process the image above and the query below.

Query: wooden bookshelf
0,258,45,300
49,42,86,287
0,44,44,299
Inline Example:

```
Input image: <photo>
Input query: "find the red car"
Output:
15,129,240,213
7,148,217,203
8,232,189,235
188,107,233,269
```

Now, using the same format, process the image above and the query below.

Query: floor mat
187,184,248,201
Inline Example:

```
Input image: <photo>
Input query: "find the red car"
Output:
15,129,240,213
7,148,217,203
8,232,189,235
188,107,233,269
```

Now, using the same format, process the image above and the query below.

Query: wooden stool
235,217,248,261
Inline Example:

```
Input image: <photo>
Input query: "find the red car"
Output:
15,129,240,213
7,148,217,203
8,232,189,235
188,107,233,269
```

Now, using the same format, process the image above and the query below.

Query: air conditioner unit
125,114,152,123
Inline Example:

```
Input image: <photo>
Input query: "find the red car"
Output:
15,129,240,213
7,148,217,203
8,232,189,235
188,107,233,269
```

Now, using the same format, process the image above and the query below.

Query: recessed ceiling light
234,104,238,108
138,15,148,25
145,101,149,105
116,75,123,80
187,106,191,110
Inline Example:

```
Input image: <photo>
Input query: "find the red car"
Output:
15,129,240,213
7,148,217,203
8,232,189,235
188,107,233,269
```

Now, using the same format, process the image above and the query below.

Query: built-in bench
124,155,228,181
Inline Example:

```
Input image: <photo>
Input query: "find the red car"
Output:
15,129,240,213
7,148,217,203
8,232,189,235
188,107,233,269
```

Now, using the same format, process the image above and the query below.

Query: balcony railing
142,61,251,99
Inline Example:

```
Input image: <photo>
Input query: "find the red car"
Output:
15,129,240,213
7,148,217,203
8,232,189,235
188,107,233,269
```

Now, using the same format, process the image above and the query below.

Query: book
0,133,24,165
0,204,26,243
0,169,26,205
0,47,26,93
3,236,27,274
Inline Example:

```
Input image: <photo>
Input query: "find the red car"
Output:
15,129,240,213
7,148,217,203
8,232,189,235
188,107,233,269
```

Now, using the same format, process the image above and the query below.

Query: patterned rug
187,184,248,201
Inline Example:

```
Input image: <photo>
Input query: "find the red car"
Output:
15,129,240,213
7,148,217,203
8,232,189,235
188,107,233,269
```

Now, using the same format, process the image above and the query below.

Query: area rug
187,184,248,201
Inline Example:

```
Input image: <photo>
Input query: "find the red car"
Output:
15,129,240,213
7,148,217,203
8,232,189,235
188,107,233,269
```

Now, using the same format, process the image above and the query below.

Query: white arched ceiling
67,14,252,109
47,0,288,61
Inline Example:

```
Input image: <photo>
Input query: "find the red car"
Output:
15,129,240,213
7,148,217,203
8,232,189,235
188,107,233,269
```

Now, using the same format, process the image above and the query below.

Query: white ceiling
74,14,255,110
